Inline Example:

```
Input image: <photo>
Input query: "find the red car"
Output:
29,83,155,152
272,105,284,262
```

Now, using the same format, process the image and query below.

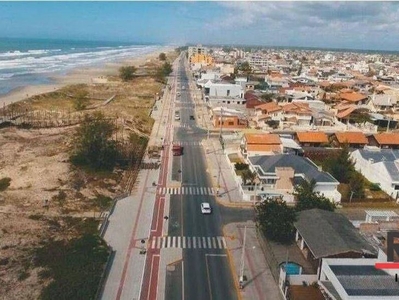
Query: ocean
0,37,162,96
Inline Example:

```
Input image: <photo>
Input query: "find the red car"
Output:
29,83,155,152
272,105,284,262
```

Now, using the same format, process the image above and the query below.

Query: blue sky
1,2,399,51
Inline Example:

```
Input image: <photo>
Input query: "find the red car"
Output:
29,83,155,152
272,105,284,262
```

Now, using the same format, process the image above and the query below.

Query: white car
201,202,212,214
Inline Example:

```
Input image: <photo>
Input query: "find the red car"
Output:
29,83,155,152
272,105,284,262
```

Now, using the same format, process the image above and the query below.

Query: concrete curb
222,226,243,300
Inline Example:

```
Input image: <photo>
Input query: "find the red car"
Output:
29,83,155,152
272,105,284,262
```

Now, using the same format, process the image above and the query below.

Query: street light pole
217,107,223,193
239,226,247,289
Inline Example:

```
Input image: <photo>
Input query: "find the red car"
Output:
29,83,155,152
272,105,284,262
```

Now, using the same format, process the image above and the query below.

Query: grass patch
34,233,109,300
0,177,11,191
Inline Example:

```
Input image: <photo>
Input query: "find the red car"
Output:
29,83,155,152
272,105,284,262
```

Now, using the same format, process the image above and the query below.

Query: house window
227,101,231,104
394,185,399,190
227,90,230,96
228,121,234,125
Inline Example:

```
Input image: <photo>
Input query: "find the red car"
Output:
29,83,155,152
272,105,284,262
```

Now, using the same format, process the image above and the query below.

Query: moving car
201,202,212,214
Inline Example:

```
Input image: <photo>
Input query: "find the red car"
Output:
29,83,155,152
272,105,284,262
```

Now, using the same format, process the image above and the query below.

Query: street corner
215,196,254,209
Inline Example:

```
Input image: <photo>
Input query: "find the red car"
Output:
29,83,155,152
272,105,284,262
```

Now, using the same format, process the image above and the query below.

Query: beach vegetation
119,65,137,81
154,62,173,83
70,111,119,171
73,89,89,111
159,52,166,61
33,218,109,300
0,177,11,191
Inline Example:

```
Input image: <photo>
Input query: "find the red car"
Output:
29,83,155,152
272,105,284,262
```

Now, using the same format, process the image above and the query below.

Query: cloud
204,2,399,49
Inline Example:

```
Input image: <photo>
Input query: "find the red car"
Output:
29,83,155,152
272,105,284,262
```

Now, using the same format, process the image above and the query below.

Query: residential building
241,133,282,157
295,209,377,270
369,93,398,112
190,53,213,66
338,91,368,105
188,45,209,58
369,133,399,149
351,148,399,199
331,131,368,148
205,81,244,98
211,107,247,129
247,155,341,203
319,258,399,300
282,103,313,127
296,132,329,147
265,74,289,90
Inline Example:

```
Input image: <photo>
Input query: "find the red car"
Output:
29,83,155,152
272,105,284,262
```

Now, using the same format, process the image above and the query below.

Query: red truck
172,145,183,156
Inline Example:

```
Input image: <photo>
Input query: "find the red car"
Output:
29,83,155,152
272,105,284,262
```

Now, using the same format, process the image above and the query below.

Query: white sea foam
0,45,160,74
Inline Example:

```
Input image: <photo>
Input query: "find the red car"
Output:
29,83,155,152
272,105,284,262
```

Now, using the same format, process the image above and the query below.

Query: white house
200,72,222,81
265,74,289,90
319,257,399,300
247,154,341,203
350,148,399,200
207,81,243,98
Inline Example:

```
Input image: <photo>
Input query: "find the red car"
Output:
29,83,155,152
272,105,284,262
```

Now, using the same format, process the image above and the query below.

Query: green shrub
0,177,11,191
235,163,249,171
35,234,109,300
369,183,381,191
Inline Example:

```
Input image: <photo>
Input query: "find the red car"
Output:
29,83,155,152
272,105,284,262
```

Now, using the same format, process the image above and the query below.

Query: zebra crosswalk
165,141,204,146
174,124,192,128
149,236,227,249
157,186,216,195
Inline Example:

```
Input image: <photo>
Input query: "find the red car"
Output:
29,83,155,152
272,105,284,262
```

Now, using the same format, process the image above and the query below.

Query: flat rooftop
330,265,399,296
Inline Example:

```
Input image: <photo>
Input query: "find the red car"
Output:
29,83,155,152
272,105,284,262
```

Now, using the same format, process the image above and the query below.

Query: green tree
159,53,166,61
239,61,252,76
261,93,274,102
294,179,336,212
255,198,297,244
241,169,256,184
70,112,119,171
155,62,173,83
322,144,355,183
349,172,365,199
119,66,137,81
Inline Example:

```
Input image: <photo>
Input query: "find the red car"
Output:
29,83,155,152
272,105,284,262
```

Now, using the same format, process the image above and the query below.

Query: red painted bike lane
140,81,175,300
115,77,175,300
140,145,171,300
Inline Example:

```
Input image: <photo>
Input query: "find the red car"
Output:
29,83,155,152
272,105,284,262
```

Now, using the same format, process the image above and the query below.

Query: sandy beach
0,46,173,108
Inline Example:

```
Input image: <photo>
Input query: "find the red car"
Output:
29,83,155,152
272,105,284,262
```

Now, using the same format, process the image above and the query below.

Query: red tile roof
335,132,368,144
245,133,281,145
339,92,368,103
254,102,282,112
373,133,399,145
247,144,281,152
336,106,357,119
297,132,328,143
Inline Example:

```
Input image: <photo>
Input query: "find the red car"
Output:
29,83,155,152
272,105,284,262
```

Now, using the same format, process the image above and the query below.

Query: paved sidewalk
224,222,282,300
101,61,182,300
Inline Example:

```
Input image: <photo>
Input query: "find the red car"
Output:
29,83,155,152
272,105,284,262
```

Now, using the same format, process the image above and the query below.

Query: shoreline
0,46,173,108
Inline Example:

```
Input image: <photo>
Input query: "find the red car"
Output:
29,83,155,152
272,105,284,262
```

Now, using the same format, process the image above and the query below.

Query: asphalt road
165,56,253,300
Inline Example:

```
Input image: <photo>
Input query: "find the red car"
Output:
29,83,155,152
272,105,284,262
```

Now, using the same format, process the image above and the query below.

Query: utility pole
217,107,223,193
349,190,355,203
239,226,247,289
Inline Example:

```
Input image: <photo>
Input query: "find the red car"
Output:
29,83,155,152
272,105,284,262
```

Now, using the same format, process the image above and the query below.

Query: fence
256,228,281,283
